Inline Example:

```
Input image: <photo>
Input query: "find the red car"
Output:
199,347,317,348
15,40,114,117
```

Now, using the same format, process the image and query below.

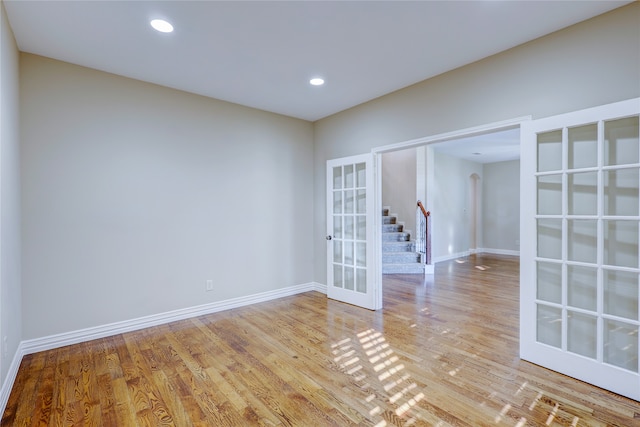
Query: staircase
382,208,425,274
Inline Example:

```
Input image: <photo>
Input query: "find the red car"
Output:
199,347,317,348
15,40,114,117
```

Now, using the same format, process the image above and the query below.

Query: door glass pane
604,220,639,268
568,123,597,169
344,241,354,266
605,116,639,166
537,262,562,304
333,191,342,214
568,172,597,215
537,219,562,260
333,241,342,263
537,174,562,215
567,219,597,264
344,190,354,214
356,216,366,240
355,162,366,187
604,269,638,320
344,216,354,240
333,166,342,190
344,266,355,290
604,168,639,216
344,164,354,188
356,268,366,293
356,242,366,267
537,304,562,348
356,189,366,213
333,215,342,238
567,311,597,359
567,265,597,311
604,319,638,372
333,264,342,288
538,130,562,172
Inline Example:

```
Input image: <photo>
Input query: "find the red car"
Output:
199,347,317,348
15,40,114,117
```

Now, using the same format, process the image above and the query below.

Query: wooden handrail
416,200,431,266
417,200,430,218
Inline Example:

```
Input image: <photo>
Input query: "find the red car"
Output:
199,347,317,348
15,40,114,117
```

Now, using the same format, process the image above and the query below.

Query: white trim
21,282,321,355
434,251,473,263
478,248,520,257
434,249,519,263
0,341,25,418
372,116,531,154
312,282,327,294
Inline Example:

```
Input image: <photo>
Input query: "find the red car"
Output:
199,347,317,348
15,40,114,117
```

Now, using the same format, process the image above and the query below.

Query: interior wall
432,152,483,260
381,148,417,234
482,160,520,253
0,1,21,386
313,3,639,284
20,54,315,340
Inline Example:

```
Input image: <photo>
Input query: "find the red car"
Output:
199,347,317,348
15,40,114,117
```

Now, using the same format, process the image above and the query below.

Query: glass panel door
521,98,640,401
327,153,377,310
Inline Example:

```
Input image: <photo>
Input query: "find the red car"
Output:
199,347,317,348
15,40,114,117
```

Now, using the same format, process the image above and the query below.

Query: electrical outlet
205,280,214,292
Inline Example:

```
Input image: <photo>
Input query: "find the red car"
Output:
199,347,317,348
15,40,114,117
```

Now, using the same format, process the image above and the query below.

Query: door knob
326,235,332,241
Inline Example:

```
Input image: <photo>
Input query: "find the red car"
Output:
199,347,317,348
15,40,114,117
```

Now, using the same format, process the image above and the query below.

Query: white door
327,153,378,310
520,98,640,400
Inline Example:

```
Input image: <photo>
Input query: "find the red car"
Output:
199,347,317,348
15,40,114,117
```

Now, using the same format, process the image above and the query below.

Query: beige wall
20,54,315,339
0,1,21,387
432,152,483,260
381,148,417,234
483,160,520,253
313,4,640,284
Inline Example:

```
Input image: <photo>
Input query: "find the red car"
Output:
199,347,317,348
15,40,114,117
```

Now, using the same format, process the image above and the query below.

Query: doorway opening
372,117,527,308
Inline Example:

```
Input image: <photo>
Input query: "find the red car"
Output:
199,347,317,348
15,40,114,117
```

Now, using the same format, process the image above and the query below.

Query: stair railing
416,201,431,265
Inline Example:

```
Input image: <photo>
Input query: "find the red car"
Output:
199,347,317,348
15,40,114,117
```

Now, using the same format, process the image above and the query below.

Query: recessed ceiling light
310,78,325,86
150,19,174,33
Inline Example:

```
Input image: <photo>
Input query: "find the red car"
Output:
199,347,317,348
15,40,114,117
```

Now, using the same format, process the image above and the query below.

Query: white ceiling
4,0,632,123
431,128,520,164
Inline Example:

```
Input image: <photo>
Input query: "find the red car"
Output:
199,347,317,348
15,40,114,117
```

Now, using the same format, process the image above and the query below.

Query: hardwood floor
3,254,639,426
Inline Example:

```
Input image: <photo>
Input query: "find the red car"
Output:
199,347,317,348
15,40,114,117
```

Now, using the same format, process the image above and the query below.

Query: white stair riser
382,264,426,274
382,232,410,242
383,253,420,263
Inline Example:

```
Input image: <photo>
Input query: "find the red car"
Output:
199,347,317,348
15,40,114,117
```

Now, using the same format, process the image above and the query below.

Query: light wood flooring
2,254,639,426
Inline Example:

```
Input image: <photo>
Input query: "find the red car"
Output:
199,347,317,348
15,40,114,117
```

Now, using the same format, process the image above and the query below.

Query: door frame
370,115,531,309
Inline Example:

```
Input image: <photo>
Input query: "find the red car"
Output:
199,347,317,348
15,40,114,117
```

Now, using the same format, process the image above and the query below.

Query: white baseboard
0,341,26,418
434,250,472,263
434,248,519,263
478,248,520,257
21,282,325,355
313,282,327,294
0,281,326,415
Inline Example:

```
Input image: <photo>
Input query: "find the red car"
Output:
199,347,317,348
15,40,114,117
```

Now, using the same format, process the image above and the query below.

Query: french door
521,98,640,400
326,153,378,310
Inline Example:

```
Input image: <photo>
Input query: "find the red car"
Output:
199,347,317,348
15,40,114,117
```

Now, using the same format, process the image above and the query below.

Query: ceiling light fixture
150,19,174,33
310,78,325,86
